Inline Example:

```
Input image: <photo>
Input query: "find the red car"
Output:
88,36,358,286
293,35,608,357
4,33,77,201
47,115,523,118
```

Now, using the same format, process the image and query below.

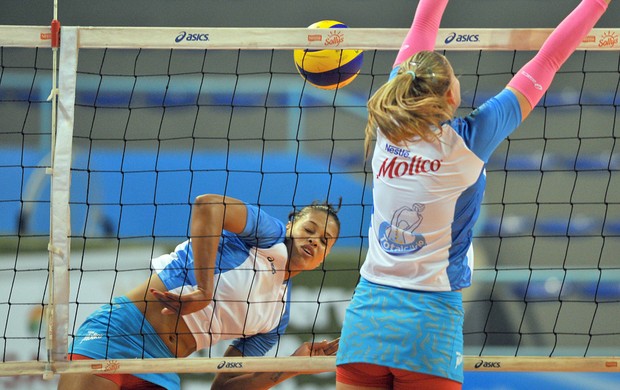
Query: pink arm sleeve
507,0,608,109
393,0,450,67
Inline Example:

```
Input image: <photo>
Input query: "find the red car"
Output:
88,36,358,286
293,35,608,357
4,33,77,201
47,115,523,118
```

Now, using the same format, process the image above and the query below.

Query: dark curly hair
288,198,342,239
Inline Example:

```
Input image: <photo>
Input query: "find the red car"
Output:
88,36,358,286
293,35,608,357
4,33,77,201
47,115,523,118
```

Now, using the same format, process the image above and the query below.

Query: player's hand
150,288,212,316
292,337,339,357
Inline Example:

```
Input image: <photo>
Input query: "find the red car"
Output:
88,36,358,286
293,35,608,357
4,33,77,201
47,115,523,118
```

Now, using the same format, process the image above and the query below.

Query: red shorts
336,362,462,390
69,354,165,390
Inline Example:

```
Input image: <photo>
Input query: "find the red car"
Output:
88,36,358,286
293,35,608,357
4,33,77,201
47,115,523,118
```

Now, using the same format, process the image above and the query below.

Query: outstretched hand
150,288,212,316
292,337,339,357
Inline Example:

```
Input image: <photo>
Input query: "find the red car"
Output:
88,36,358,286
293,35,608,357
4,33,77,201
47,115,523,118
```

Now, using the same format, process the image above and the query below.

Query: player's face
285,210,339,275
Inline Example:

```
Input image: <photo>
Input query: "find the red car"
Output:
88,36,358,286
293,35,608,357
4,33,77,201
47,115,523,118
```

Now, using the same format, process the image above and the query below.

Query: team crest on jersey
378,203,427,255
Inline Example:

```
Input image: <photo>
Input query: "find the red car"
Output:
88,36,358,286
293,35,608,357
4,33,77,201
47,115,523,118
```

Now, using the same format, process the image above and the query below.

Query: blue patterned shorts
70,296,181,389
336,277,465,383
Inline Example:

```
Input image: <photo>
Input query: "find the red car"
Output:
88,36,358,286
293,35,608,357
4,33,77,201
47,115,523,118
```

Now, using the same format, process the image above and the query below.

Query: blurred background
0,0,618,29
1,1,619,389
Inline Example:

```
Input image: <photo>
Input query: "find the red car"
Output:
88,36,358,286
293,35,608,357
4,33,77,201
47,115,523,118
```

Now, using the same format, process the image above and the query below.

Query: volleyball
294,20,364,90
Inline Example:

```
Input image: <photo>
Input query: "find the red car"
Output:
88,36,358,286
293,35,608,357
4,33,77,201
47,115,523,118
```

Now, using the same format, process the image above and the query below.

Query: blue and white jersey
362,77,522,291
152,203,291,356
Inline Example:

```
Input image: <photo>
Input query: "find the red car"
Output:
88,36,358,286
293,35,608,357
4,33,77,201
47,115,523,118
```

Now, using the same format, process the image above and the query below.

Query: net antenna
0,23,619,387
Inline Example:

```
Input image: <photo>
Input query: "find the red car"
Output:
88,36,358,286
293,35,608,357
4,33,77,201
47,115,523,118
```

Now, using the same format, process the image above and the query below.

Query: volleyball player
336,0,612,389
58,193,341,390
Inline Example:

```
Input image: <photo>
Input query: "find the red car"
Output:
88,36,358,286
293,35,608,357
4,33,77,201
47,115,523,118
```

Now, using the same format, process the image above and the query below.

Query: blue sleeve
451,88,522,162
230,283,292,356
238,204,286,249
389,66,399,81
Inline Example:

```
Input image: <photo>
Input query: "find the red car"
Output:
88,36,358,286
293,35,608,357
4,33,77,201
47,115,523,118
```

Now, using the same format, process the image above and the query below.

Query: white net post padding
0,25,619,383
46,25,78,368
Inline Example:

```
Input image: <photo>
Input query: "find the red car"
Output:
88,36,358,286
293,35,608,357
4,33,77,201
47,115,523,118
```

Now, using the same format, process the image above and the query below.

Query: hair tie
406,70,417,80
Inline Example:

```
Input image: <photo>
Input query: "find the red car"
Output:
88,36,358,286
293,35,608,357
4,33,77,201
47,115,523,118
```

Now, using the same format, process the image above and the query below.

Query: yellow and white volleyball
294,20,364,90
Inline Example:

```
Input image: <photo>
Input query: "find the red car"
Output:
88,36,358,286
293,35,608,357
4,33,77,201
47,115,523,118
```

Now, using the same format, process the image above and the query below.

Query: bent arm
191,193,247,299
151,194,247,315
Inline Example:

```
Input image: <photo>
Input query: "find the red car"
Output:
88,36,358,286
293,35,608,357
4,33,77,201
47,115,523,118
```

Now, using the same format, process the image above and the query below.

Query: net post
43,15,60,382
46,25,78,380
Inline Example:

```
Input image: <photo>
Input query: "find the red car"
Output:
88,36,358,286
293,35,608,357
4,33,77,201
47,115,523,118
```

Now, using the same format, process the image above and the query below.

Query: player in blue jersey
58,193,341,390
336,0,612,389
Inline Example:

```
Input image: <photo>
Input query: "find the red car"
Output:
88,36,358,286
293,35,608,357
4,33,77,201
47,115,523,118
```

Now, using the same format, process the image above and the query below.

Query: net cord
1,356,619,377
0,26,618,51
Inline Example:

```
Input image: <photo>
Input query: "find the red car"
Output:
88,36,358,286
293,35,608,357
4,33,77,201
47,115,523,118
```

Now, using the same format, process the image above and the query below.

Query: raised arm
151,193,247,315
507,0,611,121
393,0,449,67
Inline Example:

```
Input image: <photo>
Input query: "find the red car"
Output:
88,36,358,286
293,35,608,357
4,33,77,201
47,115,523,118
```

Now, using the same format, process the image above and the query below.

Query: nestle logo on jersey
385,144,410,158
377,156,441,179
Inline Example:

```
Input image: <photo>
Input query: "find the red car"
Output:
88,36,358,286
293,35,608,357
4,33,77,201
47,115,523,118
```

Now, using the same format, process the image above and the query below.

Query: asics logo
445,32,479,44
175,31,210,43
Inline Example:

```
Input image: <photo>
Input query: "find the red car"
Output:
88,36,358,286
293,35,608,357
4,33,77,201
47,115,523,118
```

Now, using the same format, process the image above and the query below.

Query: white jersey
362,88,522,291
152,204,291,356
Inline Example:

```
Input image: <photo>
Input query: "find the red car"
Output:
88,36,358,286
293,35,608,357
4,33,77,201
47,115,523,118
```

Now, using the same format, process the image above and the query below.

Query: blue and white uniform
152,203,292,356
70,203,292,389
337,67,522,382
363,87,521,292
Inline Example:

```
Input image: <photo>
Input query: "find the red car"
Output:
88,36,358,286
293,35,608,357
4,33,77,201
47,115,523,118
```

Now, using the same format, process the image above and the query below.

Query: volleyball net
1,25,619,388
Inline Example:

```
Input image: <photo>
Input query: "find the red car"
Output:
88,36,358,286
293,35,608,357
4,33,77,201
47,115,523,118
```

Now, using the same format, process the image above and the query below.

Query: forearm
211,340,338,390
212,371,298,390
191,194,247,294
190,195,225,295
394,0,449,66
210,346,298,390
508,0,608,110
